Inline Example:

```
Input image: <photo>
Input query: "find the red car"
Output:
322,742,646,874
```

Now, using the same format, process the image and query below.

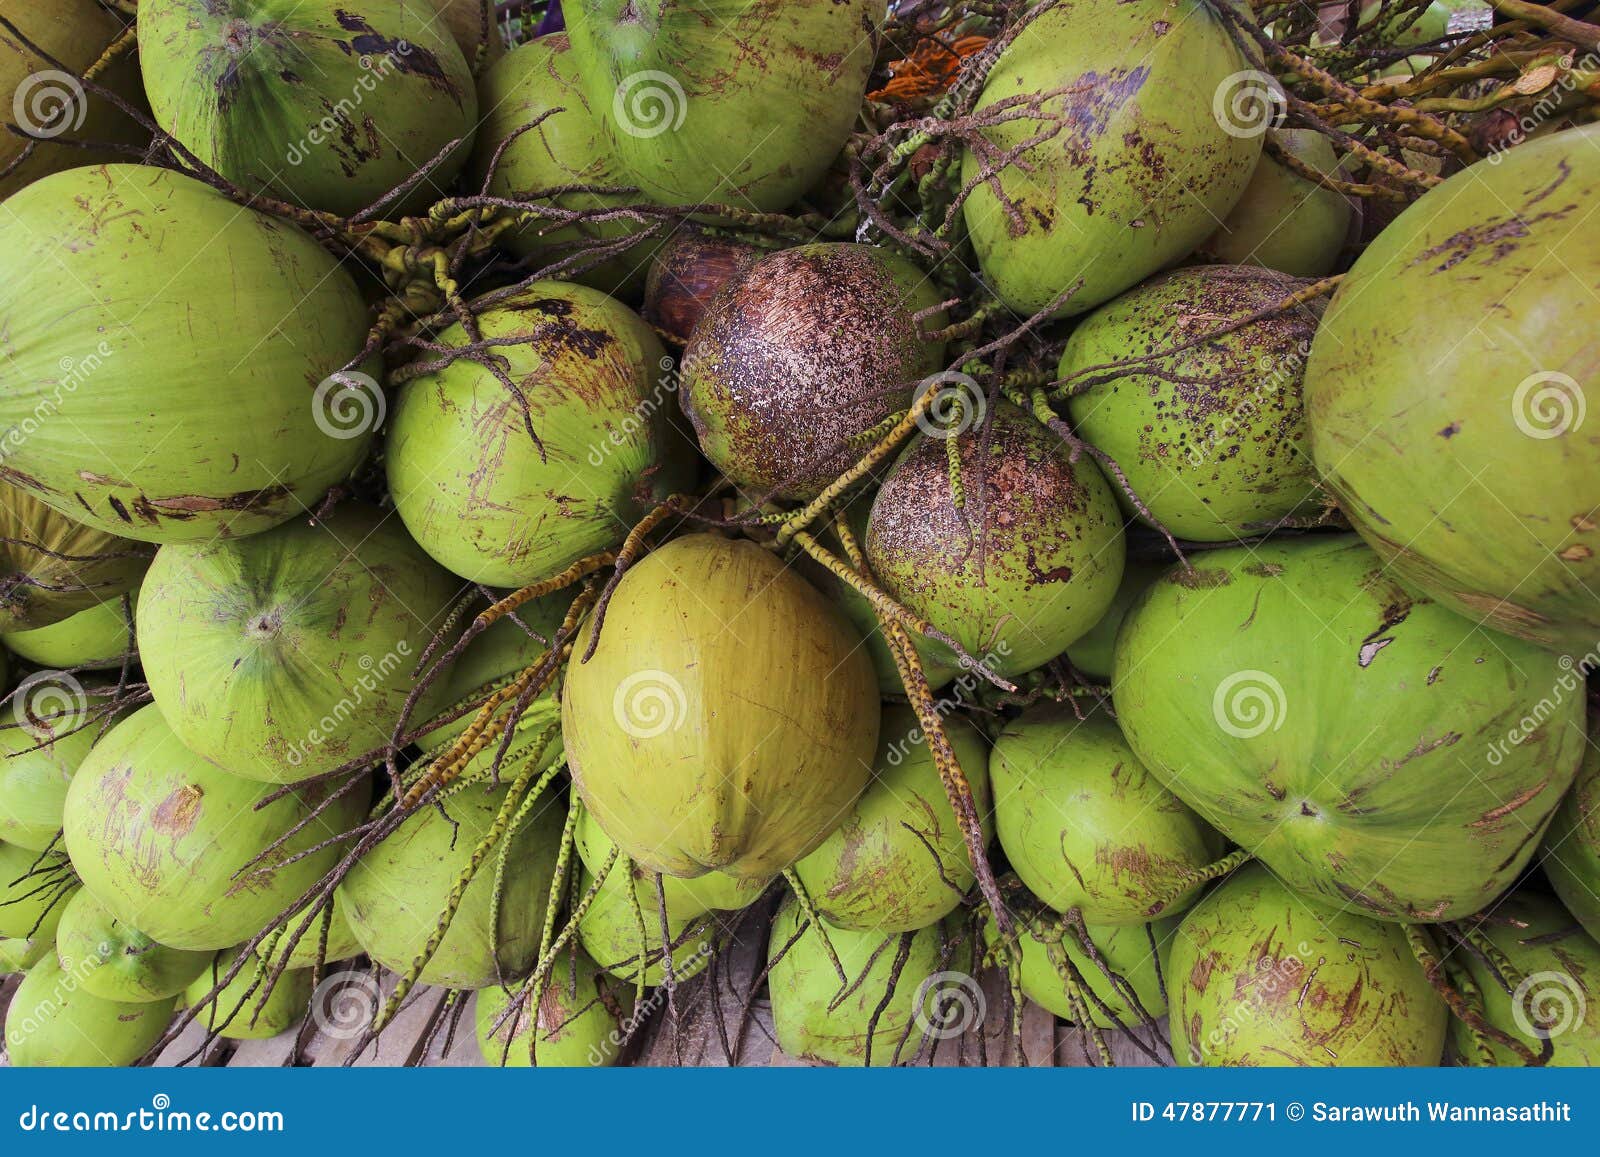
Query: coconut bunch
0,0,1597,1072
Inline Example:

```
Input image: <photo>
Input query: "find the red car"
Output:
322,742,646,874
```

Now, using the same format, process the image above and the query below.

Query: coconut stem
1143,848,1253,918
1403,924,1550,1066
783,869,850,988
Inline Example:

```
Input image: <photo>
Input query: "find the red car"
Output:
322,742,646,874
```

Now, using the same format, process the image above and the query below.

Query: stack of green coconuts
0,0,1594,1072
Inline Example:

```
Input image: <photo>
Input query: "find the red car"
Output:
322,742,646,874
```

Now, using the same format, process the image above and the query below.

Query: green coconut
4,953,175,1067
1061,266,1324,542
1196,130,1353,276
1304,125,1600,654
564,534,877,883
960,0,1259,318
388,282,692,587
0,692,121,851
0,842,74,941
1113,536,1585,922
564,0,877,210
63,705,369,952
865,401,1126,680
2,593,134,671
338,782,565,989
679,243,947,501
575,805,767,915
139,0,477,218
264,895,363,972
575,861,717,988
476,946,635,1067
187,947,313,1041
992,707,1223,924
474,35,657,296
429,0,503,64
1544,740,1600,942
1169,863,1446,1066
793,705,990,933
0,0,148,201
0,484,150,632
1448,892,1600,1065
0,165,372,544
54,888,210,1003
994,912,1178,1030
1063,558,1165,682
137,504,461,783
768,896,945,1066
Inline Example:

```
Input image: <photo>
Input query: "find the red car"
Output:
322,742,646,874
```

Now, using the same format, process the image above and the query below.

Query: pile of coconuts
0,0,1596,1070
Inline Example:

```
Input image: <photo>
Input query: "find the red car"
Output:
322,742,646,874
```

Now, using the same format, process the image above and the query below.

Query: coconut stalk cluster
0,0,1596,1071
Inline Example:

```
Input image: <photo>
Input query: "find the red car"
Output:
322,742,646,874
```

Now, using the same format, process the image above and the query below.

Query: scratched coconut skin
960,0,1261,318
1304,123,1600,655
565,0,879,209
62,705,369,953
474,33,660,297
866,400,1126,680
1448,893,1600,1065
0,485,150,631
680,243,948,501
135,503,461,784
767,895,944,1067
991,706,1222,925
386,281,694,587
792,704,991,934
1113,536,1586,923
1169,864,1447,1066
139,0,479,217
0,166,373,544
1061,265,1325,542
562,534,880,884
